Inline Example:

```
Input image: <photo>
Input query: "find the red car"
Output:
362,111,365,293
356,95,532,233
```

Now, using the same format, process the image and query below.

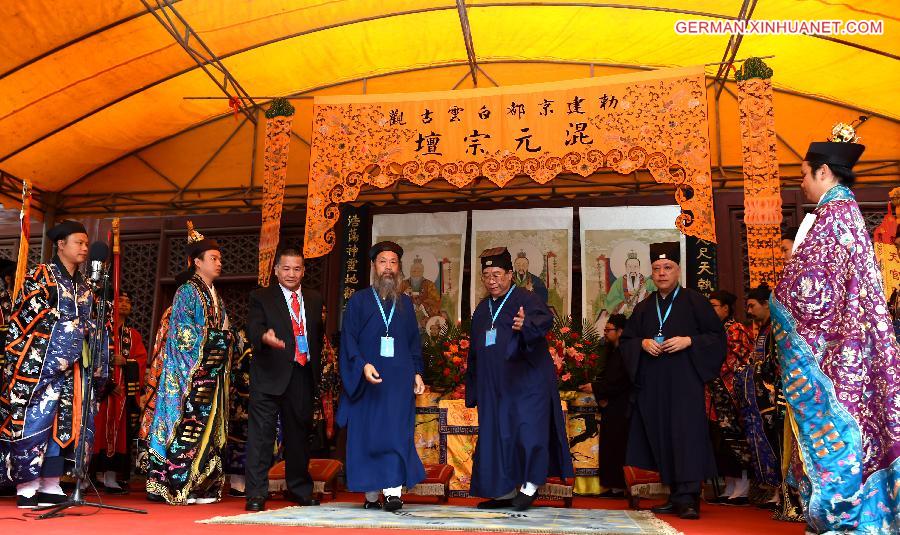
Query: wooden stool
623,466,667,509
268,459,344,501
406,464,454,503
538,477,574,508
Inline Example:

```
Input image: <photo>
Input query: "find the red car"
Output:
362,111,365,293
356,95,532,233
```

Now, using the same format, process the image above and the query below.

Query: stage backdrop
304,66,715,259
372,211,467,327
580,206,685,331
471,207,573,317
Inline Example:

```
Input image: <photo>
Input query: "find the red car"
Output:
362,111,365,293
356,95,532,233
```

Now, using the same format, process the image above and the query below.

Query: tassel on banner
12,181,31,302
228,96,242,120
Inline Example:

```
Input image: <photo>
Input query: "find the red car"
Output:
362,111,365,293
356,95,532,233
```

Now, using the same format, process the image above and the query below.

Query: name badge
296,334,309,354
381,336,395,357
654,335,665,345
485,329,497,347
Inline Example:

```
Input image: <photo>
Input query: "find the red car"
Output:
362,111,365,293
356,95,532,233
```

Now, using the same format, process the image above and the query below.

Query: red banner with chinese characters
738,77,783,288
304,66,715,258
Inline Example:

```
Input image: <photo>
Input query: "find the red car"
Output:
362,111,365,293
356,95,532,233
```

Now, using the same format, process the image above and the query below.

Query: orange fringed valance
738,77,783,288
258,114,292,287
303,66,716,258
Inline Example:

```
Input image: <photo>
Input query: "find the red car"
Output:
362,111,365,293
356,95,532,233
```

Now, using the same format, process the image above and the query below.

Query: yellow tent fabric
0,1,897,210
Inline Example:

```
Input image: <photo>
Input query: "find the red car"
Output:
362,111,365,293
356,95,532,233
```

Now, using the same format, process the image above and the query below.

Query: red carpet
0,490,806,535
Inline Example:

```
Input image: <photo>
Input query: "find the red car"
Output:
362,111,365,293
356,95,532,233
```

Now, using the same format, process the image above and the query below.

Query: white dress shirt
279,283,307,333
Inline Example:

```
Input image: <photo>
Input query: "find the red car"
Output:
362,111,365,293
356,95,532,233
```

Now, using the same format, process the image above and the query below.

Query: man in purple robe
771,129,900,534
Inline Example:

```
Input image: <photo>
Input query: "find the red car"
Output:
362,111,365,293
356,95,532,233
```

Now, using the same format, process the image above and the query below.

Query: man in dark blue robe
337,241,426,512
621,241,725,520
465,247,573,511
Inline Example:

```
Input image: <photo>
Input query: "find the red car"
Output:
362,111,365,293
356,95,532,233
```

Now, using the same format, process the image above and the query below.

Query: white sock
229,474,245,492
38,477,65,496
723,477,735,497
382,485,402,498
104,471,121,488
730,474,750,499
365,491,380,502
496,488,518,500
520,482,538,497
17,479,40,498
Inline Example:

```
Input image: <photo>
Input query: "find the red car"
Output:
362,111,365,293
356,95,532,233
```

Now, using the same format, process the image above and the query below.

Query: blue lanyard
487,287,515,329
655,286,680,334
372,287,396,335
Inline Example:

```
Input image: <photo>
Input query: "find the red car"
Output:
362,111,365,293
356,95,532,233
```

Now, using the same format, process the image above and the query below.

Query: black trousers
245,364,314,499
670,480,702,505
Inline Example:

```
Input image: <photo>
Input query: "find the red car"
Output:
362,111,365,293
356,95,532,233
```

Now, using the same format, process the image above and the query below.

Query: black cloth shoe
363,498,382,510
228,488,246,498
511,491,537,511
650,501,678,515
677,503,700,519
477,498,514,509
725,496,749,506
245,496,266,512
17,495,39,508
383,495,404,512
36,492,68,506
597,489,625,499
146,492,166,503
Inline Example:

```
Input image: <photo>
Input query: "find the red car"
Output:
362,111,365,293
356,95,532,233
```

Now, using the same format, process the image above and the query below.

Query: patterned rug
198,503,682,534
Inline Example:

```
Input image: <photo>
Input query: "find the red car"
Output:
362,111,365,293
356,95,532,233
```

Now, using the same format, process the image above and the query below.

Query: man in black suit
244,248,323,511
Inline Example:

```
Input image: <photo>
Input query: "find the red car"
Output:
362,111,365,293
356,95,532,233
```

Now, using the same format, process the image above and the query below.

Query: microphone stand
35,265,147,518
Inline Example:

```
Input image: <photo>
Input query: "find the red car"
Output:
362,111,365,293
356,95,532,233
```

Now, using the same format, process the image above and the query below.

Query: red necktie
291,292,307,366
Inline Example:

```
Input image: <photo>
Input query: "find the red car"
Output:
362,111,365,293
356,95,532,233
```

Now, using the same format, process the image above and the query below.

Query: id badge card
296,334,309,354
654,335,665,344
485,328,497,347
380,336,395,357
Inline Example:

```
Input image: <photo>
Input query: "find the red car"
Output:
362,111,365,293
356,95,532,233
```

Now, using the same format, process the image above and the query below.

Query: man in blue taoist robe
337,241,426,512
465,247,574,511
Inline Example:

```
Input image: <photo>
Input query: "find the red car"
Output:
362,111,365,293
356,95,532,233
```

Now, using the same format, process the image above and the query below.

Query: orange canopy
0,1,896,215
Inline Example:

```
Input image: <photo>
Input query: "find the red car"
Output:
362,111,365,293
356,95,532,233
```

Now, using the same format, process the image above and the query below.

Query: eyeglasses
480,272,508,282
603,327,618,332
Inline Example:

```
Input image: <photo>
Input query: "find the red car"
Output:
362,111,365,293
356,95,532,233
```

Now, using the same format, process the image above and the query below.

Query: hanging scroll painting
372,211,467,330
580,206,685,332
471,207,573,317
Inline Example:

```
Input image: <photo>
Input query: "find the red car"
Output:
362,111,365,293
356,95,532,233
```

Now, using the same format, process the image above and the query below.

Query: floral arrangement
546,315,606,392
420,314,609,396
422,320,470,398
830,122,861,143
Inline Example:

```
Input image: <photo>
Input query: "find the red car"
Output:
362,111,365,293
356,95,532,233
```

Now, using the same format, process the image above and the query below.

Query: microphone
88,241,110,282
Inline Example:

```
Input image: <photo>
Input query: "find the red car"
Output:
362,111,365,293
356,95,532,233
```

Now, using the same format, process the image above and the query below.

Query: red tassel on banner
228,96,241,120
